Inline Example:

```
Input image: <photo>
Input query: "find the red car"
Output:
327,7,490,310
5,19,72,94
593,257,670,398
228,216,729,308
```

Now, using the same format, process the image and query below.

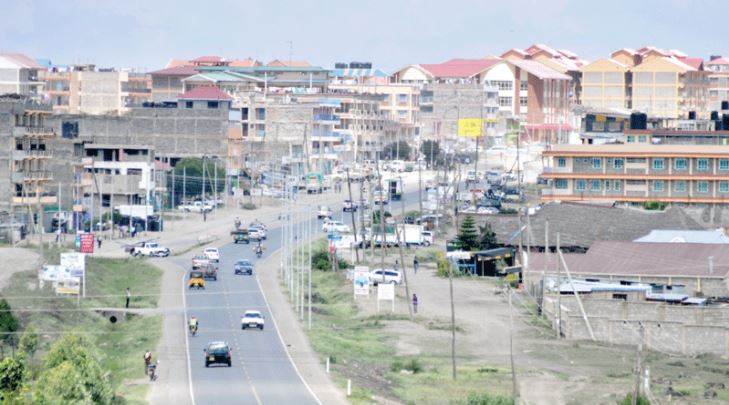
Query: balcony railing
12,126,56,138
13,171,53,182
12,150,52,160
313,114,340,122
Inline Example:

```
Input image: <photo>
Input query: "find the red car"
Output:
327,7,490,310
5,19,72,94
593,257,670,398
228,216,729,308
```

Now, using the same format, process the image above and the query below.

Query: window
612,293,628,301
720,181,729,193
720,159,729,171
626,158,646,163
520,81,528,91
604,180,611,190
61,121,79,139
674,158,687,170
626,180,646,185
398,94,408,103
627,135,635,143
555,179,568,189
697,159,709,171
591,180,601,191
697,181,709,193
614,181,622,191
613,158,624,169
207,101,219,109
639,135,647,143
520,97,528,107
653,180,664,192
674,181,686,193
492,81,513,91
652,158,664,170
498,97,512,107
576,179,586,191
185,101,193,109
557,158,566,168
592,158,602,169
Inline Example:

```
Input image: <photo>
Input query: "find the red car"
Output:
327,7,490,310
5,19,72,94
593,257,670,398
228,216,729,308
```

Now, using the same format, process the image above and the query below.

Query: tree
0,357,25,392
420,140,441,167
34,361,92,404
478,223,498,250
0,300,19,347
171,157,226,201
41,334,112,404
382,141,411,160
457,216,479,251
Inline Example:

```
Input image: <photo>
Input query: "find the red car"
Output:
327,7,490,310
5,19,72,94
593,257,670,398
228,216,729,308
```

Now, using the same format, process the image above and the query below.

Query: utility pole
308,205,312,330
631,323,645,405
396,176,413,318
376,156,386,282
449,258,456,380
202,156,207,222
182,167,186,204
556,232,561,339
539,220,549,315
508,286,518,402
418,138,423,217
346,169,360,263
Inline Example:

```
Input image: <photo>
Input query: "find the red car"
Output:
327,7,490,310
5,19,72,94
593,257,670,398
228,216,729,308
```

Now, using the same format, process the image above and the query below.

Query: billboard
60,252,85,278
79,233,94,253
457,118,483,137
353,266,370,296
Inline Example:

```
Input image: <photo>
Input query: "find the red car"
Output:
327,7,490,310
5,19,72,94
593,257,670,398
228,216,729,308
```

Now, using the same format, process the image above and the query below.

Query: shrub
241,202,257,210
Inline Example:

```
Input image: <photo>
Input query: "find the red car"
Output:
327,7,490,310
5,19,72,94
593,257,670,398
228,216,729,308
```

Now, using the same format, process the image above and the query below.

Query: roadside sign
353,271,370,296
327,233,342,241
79,233,94,253
376,283,395,313
61,252,85,278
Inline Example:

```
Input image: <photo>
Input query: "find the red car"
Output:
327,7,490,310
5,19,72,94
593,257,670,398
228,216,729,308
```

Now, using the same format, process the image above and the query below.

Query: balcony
12,195,58,205
12,150,52,160
12,171,53,182
12,126,56,138
313,114,340,124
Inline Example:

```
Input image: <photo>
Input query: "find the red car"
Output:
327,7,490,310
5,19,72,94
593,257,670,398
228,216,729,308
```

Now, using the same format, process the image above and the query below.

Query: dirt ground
0,247,40,290
350,248,729,405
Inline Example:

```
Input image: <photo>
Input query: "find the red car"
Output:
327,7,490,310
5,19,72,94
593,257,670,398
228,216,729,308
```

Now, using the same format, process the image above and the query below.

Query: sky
1,0,728,72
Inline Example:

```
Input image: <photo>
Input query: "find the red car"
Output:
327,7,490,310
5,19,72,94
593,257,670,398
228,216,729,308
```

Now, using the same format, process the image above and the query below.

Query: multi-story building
0,54,44,98
580,47,709,119
706,56,729,110
541,143,729,205
42,64,152,114
0,95,56,236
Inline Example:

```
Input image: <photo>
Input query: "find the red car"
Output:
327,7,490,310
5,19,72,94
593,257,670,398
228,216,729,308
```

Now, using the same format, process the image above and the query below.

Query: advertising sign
353,269,370,296
55,277,81,295
457,118,483,137
60,252,85,278
39,265,71,283
376,283,395,313
79,233,95,253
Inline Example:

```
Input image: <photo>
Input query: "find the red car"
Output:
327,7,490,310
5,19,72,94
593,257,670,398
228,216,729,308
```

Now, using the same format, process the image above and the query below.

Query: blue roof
635,229,729,244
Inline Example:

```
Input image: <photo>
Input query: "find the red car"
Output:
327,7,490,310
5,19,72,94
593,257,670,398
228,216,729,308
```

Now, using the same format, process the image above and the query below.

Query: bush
617,393,650,405
241,202,257,210
390,358,423,374
0,299,19,347
435,251,451,277
311,249,348,271
456,393,513,405
642,201,666,211
499,208,517,215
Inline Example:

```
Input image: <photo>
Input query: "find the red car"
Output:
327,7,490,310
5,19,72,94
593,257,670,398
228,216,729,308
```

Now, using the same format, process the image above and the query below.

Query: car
249,221,267,232
317,205,333,219
129,242,170,257
486,170,501,184
322,220,350,233
248,228,267,240
342,199,357,212
369,269,402,285
358,198,370,209
203,247,220,262
241,310,265,330
402,216,415,224
466,170,479,183
234,259,254,275
204,341,232,367
478,206,500,215
373,191,389,205
421,231,434,246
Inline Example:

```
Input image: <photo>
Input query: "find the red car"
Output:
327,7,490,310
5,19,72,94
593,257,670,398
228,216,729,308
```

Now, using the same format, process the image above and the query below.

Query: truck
386,178,403,201
191,256,218,280
129,241,170,257
178,201,213,213
305,172,324,194
231,229,250,244
116,205,154,218
397,224,428,246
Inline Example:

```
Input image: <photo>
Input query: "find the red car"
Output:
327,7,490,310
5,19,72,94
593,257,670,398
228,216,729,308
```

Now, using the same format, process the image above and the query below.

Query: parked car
129,242,170,257
204,341,232,367
322,220,350,233
204,247,220,262
241,310,265,330
234,259,254,275
478,207,500,215
369,269,402,285
317,205,333,219
466,170,480,183
342,199,357,212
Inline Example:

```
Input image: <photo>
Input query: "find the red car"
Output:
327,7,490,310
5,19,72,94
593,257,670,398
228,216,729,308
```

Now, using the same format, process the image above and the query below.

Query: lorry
386,178,403,201
129,241,170,257
231,228,250,244
178,201,213,213
191,256,218,280
305,172,324,194
116,205,154,218
397,224,428,246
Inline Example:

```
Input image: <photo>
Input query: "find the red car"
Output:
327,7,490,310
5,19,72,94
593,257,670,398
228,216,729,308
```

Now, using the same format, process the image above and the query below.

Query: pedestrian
125,287,131,308
412,293,418,314
55,228,61,243
394,260,399,271
97,236,102,249
413,256,419,274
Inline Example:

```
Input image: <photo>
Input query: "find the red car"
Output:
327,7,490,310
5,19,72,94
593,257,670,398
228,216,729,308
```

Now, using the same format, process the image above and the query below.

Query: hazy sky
1,0,728,72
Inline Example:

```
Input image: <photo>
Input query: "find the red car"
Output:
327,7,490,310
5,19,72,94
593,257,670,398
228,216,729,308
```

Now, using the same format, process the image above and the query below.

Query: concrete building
150,65,199,102
580,58,631,111
42,64,152,114
541,143,729,205
0,54,44,98
706,56,729,110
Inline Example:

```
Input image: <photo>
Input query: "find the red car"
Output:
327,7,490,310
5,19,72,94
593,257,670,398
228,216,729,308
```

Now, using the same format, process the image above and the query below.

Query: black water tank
630,113,647,130
711,111,720,120
716,120,724,131
334,62,347,69
688,111,696,120
723,114,729,130
722,101,729,110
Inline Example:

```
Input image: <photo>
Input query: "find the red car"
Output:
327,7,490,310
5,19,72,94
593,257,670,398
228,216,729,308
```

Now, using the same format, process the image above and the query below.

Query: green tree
382,141,411,160
35,361,91,404
41,334,112,404
617,393,650,405
457,216,479,251
478,223,498,250
0,357,25,392
420,140,441,167
0,299,19,347
172,157,226,201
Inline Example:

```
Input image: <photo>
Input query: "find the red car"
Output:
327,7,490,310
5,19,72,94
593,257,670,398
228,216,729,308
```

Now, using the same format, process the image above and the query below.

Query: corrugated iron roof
507,59,571,80
635,229,729,244
178,86,233,101
419,58,500,78
150,65,198,76
0,53,42,69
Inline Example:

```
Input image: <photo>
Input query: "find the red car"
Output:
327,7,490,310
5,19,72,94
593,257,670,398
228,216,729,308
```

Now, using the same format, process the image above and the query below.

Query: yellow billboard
457,118,483,137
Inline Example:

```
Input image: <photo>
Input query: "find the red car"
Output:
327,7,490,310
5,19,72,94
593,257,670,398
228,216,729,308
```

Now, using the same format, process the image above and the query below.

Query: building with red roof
0,53,44,97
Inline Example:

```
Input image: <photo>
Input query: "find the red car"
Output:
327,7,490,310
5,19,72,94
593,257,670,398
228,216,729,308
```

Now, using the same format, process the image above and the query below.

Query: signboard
376,283,395,313
55,277,81,295
60,252,85,278
79,233,95,253
327,233,343,241
457,118,483,137
39,265,71,283
353,270,370,296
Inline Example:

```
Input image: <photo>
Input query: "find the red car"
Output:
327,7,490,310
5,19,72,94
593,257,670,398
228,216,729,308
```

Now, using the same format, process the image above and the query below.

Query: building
580,47,709,119
635,229,729,244
541,143,729,205
0,54,44,98
150,65,199,101
42,64,152,114
0,95,56,236
706,56,729,110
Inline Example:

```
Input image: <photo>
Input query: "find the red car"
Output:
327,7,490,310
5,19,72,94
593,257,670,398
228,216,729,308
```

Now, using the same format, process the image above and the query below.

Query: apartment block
0,54,44,98
541,144,729,205
706,56,729,111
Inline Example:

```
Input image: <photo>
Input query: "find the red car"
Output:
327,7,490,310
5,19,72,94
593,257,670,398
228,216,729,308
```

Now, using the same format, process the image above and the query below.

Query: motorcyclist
189,316,199,335
144,350,152,375
255,243,263,257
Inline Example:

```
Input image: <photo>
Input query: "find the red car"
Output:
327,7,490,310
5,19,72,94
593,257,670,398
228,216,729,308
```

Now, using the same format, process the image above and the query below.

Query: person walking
412,293,418,314
97,236,102,249
125,287,131,308
394,260,399,271
413,256,419,274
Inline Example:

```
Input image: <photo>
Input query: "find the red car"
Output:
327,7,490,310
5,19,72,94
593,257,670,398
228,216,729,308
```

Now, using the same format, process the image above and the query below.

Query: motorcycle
148,361,157,381
256,249,263,258
189,323,198,337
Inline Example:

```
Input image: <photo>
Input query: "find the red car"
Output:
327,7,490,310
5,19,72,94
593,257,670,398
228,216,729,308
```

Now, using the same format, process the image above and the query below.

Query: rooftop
418,58,501,79
178,86,233,101
545,143,729,156
507,59,572,80
634,229,729,244
150,65,199,76
0,53,43,69
267,59,311,67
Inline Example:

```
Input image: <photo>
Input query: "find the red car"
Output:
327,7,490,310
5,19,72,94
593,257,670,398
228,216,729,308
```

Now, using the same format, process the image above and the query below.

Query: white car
369,269,402,285
478,207,500,215
317,205,333,219
204,247,220,262
248,228,267,240
241,310,264,330
322,220,350,233
421,231,434,246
